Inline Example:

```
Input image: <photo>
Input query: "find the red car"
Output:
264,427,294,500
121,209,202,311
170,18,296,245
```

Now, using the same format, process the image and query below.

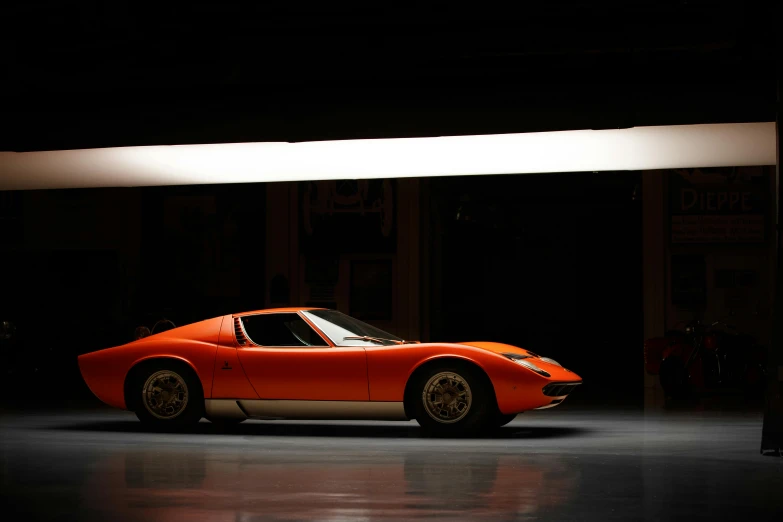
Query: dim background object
300,180,396,255
350,260,393,321
670,255,707,310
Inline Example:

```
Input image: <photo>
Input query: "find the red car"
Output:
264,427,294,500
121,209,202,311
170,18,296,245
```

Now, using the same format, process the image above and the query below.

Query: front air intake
234,317,249,346
542,382,582,397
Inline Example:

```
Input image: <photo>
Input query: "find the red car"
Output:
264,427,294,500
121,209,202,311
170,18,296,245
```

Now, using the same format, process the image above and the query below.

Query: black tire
132,361,204,427
411,362,493,437
494,413,517,427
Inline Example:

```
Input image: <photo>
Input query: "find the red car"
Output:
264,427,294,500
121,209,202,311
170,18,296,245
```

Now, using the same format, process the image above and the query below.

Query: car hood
459,341,580,381
458,341,538,357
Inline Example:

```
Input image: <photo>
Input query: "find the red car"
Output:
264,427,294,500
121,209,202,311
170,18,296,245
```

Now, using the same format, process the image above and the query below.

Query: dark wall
2,2,777,151
428,172,643,405
136,184,267,324
0,183,266,402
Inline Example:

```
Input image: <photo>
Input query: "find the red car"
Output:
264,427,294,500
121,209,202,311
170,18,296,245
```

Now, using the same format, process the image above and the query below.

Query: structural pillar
760,66,782,454
642,170,667,411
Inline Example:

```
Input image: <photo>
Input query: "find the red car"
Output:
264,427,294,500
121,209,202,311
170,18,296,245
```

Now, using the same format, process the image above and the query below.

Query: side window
240,313,328,347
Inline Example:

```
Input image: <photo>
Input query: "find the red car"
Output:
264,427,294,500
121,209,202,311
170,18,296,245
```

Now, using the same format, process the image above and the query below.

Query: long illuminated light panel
0,123,775,190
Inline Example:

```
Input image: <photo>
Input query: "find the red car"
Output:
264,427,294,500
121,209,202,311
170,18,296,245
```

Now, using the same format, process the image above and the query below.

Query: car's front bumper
494,366,583,415
533,381,582,409
542,381,582,397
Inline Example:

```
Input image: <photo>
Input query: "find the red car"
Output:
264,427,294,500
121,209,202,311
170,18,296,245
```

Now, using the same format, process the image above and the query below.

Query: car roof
233,307,327,317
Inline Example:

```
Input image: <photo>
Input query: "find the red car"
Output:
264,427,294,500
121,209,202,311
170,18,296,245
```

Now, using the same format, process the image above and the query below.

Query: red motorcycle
644,319,767,398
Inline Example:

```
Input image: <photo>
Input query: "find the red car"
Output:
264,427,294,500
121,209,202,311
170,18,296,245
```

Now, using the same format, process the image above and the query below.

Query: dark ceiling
1,1,779,151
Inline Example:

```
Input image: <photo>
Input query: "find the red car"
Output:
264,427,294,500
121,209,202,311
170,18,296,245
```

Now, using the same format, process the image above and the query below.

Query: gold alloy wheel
142,370,189,420
422,371,473,424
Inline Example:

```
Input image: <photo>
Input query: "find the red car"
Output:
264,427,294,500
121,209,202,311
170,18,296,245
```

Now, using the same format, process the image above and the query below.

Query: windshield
302,310,403,346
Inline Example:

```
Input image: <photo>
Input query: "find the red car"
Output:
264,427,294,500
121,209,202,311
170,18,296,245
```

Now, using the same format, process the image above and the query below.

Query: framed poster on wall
668,166,770,244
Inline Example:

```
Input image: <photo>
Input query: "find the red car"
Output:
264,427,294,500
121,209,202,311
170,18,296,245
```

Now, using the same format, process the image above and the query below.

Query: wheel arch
402,355,498,420
123,356,203,412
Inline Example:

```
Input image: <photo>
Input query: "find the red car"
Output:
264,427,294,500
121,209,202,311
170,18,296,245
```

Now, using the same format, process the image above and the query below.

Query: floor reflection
84,446,580,521
4,412,782,521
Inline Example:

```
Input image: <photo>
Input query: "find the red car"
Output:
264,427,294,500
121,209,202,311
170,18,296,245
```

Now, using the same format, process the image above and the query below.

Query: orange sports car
79,308,581,435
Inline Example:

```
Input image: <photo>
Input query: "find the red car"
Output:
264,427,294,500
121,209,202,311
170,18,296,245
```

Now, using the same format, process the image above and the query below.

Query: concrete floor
1,408,781,521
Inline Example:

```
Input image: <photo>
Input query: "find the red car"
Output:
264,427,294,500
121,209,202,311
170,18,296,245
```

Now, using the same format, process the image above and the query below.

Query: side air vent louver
234,317,249,346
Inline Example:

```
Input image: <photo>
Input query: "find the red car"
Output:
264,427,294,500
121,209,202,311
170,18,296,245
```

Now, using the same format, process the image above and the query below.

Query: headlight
502,353,550,377
539,357,561,367
515,359,551,377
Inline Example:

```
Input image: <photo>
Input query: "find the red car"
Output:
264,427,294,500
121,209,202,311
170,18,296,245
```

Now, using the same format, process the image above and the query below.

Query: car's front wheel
412,363,492,436
133,363,204,427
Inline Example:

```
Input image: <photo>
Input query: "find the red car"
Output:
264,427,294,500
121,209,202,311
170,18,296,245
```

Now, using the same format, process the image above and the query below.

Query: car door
234,312,369,401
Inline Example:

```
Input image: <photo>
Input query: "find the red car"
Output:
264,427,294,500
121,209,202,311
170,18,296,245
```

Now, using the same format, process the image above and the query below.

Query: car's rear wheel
412,363,492,436
133,363,203,427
